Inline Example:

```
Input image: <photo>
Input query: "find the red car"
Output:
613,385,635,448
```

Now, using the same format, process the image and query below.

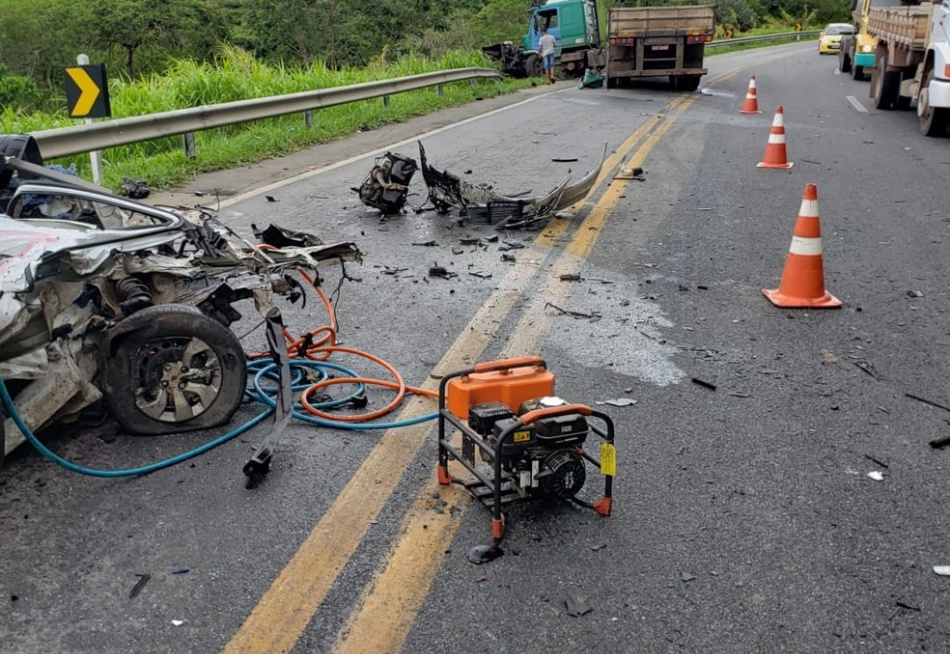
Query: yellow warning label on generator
513,430,531,443
600,443,617,476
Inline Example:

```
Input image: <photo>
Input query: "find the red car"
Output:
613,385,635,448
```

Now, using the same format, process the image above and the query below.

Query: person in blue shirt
539,28,557,84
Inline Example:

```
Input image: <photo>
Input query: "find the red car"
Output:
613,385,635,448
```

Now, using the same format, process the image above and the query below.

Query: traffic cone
740,75,760,114
757,106,794,169
762,183,841,309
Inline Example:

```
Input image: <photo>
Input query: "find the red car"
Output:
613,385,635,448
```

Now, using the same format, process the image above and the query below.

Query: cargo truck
482,0,603,78
839,0,906,80
866,0,950,136
605,4,715,91
483,0,715,90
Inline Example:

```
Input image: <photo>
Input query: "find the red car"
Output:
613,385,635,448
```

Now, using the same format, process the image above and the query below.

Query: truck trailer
866,0,950,136
605,4,715,91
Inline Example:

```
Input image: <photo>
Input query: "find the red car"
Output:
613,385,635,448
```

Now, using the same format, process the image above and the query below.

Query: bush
0,65,45,112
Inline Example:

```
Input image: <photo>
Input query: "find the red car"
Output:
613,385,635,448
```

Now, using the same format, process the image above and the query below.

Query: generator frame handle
472,356,546,374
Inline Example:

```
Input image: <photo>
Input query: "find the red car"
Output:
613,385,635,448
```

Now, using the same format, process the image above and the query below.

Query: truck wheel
919,67,950,137
872,53,900,110
524,54,542,78
673,75,701,92
839,46,852,73
101,304,248,435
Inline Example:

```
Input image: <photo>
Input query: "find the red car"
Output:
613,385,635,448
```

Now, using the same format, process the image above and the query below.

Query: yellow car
818,23,854,54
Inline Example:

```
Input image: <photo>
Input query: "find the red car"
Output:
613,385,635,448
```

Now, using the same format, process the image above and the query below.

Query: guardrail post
183,132,196,159
469,78,478,88
436,84,444,97
382,95,390,107
304,110,313,128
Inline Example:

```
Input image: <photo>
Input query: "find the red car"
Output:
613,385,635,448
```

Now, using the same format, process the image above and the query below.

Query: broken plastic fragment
565,593,592,616
594,398,638,407
171,620,185,626
933,566,950,576
867,471,884,481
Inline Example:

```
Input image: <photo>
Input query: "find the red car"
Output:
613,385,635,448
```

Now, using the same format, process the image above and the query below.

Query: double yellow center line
223,90,697,654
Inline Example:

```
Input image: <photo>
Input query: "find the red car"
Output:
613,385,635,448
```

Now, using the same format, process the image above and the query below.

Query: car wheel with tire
101,304,248,435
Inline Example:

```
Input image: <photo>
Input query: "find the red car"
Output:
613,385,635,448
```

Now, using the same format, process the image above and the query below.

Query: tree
89,0,230,77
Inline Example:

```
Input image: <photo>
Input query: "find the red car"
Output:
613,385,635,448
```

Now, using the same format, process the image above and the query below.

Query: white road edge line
218,92,555,209
846,95,868,113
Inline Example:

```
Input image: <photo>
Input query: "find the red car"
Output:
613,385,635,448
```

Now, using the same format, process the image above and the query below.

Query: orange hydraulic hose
247,261,437,423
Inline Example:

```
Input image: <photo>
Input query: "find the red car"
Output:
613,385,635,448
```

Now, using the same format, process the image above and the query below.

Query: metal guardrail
31,67,502,160
707,30,821,48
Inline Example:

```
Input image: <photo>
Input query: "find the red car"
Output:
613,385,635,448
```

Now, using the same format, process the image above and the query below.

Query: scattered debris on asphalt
544,303,601,321
691,378,717,391
905,392,950,413
933,566,950,576
565,593,592,617
864,454,889,469
428,266,458,279
467,544,504,564
129,573,151,599
595,398,637,407
680,572,697,582
929,434,950,449
867,471,884,481
121,177,150,199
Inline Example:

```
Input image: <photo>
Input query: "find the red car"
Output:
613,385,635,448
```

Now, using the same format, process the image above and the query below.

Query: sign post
65,54,110,185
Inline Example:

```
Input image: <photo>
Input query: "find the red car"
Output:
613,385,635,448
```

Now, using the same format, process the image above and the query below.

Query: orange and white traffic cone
762,183,841,309
740,75,760,114
757,105,794,169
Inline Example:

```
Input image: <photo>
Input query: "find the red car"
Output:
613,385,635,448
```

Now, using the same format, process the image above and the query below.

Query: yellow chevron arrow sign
65,64,110,118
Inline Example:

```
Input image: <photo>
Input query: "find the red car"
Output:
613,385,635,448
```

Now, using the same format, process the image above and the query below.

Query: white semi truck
867,0,950,136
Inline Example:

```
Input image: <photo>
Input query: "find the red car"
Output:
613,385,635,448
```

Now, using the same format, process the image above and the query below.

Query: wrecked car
0,158,360,460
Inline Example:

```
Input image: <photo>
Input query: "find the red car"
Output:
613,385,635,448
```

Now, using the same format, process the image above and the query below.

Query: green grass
0,46,533,192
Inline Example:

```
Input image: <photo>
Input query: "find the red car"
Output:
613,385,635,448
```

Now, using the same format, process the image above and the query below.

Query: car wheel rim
132,336,222,422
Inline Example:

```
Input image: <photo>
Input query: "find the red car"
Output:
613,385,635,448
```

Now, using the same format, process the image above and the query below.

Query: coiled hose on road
0,270,439,477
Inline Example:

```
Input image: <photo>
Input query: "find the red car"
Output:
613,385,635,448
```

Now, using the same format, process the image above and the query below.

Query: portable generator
437,356,615,546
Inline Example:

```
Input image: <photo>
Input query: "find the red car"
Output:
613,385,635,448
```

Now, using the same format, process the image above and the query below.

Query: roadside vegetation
0,0,846,191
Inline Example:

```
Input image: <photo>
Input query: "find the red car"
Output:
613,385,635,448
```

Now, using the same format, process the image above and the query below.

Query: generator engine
468,399,589,500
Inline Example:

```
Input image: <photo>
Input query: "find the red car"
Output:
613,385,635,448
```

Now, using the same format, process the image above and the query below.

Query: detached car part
0,157,361,456
354,152,418,214
417,141,607,228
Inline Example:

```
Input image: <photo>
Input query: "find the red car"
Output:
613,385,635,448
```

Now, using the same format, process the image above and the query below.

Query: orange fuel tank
446,360,555,419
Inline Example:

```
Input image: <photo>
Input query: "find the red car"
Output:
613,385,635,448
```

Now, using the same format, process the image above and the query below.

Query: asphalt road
3,42,950,653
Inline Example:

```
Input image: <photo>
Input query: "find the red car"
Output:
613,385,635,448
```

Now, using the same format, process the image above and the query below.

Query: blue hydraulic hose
0,374,273,478
1,356,437,477
247,358,439,430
